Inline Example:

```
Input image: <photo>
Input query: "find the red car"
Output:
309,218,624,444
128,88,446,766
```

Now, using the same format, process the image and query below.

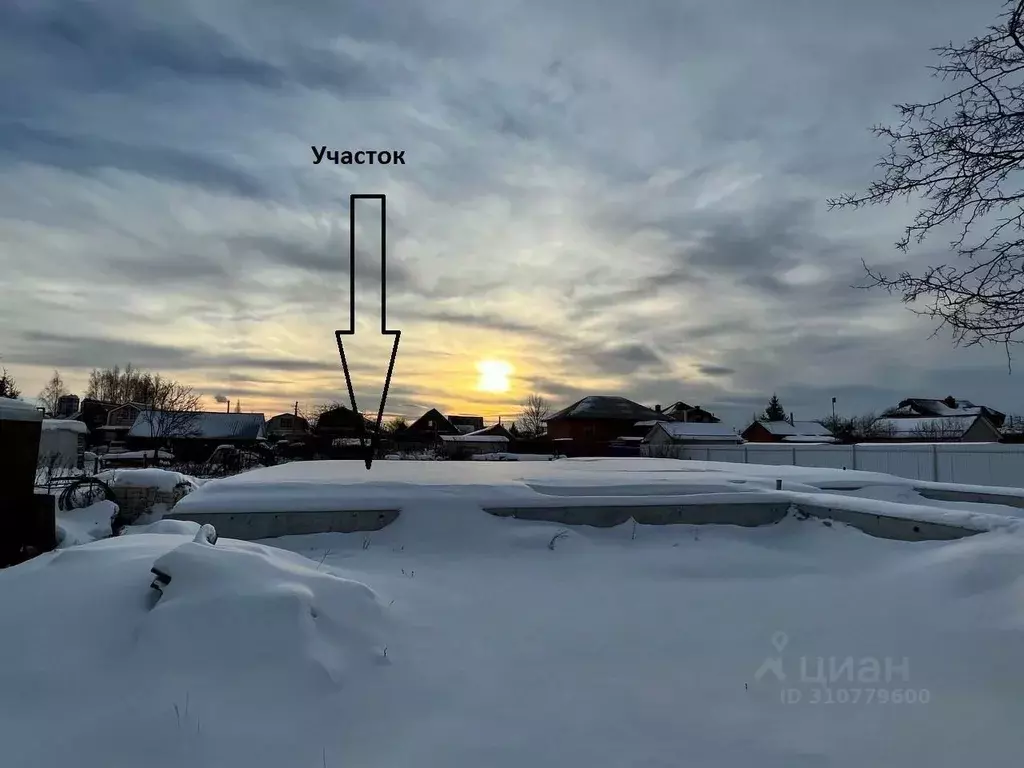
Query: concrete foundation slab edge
167,500,984,542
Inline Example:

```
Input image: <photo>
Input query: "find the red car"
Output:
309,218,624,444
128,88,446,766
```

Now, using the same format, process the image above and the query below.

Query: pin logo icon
754,631,789,682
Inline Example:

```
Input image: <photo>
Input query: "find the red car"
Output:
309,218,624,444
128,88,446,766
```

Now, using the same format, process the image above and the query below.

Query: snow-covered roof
128,410,266,440
873,415,978,438
548,396,662,422
42,418,89,434
440,434,509,443
646,422,744,442
781,435,838,444
757,420,833,437
0,397,43,422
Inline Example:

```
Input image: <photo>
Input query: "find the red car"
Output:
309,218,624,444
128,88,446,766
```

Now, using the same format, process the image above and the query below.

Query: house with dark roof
742,419,837,444
888,396,1005,429
126,409,267,460
660,401,721,423
393,408,460,451
869,414,1002,443
545,396,664,453
448,415,485,434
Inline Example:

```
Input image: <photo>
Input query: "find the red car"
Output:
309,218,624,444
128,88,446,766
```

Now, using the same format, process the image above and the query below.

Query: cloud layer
1,0,1018,425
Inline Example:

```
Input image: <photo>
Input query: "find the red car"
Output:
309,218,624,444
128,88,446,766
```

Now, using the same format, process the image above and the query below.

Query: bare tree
38,370,69,415
517,393,550,438
910,417,968,441
829,0,1024,354
0,367,20,399
136,378,203,459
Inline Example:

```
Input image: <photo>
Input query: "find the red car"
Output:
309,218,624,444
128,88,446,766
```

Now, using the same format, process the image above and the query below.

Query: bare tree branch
829,0,1024,355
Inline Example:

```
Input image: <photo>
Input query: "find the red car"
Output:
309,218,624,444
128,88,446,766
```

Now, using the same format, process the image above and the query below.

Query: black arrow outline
335,193,401,470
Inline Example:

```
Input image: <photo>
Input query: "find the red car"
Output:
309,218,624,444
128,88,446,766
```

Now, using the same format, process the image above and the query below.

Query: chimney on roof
226,399,230,413
788,412,794,425
655,404,661,413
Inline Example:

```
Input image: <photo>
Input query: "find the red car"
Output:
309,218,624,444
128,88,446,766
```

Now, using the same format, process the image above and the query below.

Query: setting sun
475,359,513,393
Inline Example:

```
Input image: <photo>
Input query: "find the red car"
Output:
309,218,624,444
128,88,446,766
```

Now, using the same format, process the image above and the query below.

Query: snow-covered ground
4,458,1024,766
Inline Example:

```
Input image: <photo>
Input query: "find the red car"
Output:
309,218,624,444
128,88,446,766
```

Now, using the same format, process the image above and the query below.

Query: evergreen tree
762,394,786,422
0,367,20,399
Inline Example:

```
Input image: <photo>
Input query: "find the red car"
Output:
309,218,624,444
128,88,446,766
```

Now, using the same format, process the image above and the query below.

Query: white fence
677,443,1024,489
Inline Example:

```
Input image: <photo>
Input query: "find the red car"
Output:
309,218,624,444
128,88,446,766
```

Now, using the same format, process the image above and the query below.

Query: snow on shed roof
646,422,743,442
439,434,509,443
0,397,43,422
42,418,89,434
547,396,662,422
128,410,266,440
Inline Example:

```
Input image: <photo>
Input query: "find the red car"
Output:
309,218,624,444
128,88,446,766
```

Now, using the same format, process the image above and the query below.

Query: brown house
742,419,837,443
315,406,373,439
545,396,663,454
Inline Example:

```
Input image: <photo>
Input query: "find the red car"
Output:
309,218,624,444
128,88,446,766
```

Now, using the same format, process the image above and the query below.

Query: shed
439,434,509,458
38,419,89,471
641,421,743,458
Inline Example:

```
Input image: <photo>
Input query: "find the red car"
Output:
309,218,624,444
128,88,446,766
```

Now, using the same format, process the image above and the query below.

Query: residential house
55,394,80,418
869,414,1001,443
127,410,267,461
65,398,118,448
266,412,310,442
889,396,1005,428
99,402,148,446
314,406,373,439
742,418,837,444
545,396,664,455
661,401,721,423
393,408,460,451
641,421,744,458
448,415,485,434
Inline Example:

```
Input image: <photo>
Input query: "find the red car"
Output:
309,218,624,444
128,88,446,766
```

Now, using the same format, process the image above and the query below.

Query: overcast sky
0,0,1018,426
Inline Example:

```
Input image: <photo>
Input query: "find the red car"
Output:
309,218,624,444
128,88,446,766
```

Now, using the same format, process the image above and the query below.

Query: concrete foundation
166,499,982,543
484,502,790,528
166,508,399,540
794,504,979,541
915,487,1024,510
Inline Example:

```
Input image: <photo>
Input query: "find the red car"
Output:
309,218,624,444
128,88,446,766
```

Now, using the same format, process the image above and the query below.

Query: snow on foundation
55,500,118,547
171,458,1024,534
0,532,387,768
96,468,200,493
